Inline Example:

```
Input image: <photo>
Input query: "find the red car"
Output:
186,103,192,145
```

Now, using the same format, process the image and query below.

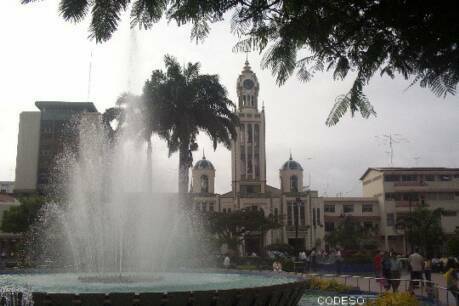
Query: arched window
200,175,209,193
290,175,298,192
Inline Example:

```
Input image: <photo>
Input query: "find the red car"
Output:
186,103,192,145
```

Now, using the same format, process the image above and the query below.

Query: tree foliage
207,208,282,254
1,196,46,233
142,54,238,194
25,0,459,125
396,204,445,256
325,217,378,251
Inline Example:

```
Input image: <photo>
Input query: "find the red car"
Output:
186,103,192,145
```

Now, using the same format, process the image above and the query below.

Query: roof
35,101,98,112
322,196,378,203
0,194,16,204
281,154,303,171
359,167,459,180
193,155,215,171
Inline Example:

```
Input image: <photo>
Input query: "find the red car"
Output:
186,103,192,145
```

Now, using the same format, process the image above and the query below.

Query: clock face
243,79,254,90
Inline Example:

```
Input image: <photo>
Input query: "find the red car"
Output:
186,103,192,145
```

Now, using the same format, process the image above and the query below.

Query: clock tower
231,60,267,196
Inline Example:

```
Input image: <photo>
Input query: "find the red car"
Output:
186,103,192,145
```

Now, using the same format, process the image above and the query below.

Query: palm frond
130,0,166,30
261,39,297,85
88,0,129,43
59,0,89,22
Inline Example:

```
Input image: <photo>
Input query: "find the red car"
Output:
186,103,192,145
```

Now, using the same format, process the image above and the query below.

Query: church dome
194,155,215,170
281,155,303,171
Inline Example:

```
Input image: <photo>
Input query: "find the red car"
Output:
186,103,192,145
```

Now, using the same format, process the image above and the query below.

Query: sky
0,2,458,196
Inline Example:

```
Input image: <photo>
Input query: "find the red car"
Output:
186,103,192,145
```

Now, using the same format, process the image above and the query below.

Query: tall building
191,61,325,255
15,101,98,194
361,167,459,252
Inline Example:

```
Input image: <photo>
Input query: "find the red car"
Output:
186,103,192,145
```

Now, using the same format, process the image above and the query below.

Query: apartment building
361,167,459,252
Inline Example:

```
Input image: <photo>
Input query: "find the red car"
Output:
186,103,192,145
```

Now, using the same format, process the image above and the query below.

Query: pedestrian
424,256,432,282
408,248,424,289
304,251,310,273
374,250,383,286
445,258,459,306
273,259,283,272
335,249,343,275
382,252,392,290
223,255,231,269
389,252,402,292
310,248,316,272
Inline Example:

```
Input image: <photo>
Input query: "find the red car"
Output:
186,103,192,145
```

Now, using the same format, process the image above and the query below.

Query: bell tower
231,61,267,195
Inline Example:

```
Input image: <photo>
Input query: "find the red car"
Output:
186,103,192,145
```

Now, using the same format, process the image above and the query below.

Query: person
374,250,383,286
389,252,402,292
445,259,459,306
273,259,283,272
223,255,231,269
408,248,424,289
424,257,432,282
382,252,392,290
335,249,343,275
304,251,310,273
310,249,316,272
298,251,306,272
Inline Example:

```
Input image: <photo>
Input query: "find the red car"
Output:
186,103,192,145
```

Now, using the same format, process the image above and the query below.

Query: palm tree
396,204,445,256
103,92,159,193
142,55,238,196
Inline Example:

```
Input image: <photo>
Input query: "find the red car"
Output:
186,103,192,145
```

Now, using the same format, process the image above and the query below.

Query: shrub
365,292,419,306
307,278,353,293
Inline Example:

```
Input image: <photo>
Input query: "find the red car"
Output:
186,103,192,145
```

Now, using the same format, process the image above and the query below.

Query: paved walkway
303,272,456,305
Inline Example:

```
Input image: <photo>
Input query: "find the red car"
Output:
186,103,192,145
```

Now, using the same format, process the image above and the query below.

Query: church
191,61,325,255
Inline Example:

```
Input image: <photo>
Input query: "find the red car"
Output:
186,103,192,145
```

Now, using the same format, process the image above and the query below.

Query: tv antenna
375,133,409,166
413,156,420,166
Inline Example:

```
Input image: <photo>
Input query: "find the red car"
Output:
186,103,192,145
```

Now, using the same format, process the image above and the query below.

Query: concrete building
0,182,14,194
361,167,459,252
15,101,98,194
191,61,325,255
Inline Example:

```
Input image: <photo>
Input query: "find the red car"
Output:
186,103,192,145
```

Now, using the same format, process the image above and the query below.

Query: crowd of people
374,248,459,305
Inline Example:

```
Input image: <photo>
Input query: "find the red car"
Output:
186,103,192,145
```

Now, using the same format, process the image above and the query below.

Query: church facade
191,61,325,255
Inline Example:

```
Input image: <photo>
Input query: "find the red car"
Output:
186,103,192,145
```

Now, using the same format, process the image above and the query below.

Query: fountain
0,110,307,305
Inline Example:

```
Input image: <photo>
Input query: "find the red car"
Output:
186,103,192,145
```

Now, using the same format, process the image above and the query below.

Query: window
200,175,209,193
324,204,335,213
254,124,259,146
384,175,400,182
454,174,459,179
439,175,452,181
455,192,459,197
287,200,305,226
325,222,335,232
290,175,298,192
363,222,373,230
443,210,457,216
402,175,417,181
438,192,454,200
209,202,214,212
362,204,373,212
202,202,207,211
425,193,437,200
424,175,435,181
343,204,354,213
402,193,419,201
240,124,245,143
385,193,400,201
316,208,321,225
247,124,252,143
386,213,395,226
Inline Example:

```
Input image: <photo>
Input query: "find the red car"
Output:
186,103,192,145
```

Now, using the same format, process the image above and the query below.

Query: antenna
87,50,93,101
375,133,409,166
413,156,420,166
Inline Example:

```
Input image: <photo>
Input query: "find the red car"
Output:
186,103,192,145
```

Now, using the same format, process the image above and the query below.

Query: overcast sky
1,2,458,196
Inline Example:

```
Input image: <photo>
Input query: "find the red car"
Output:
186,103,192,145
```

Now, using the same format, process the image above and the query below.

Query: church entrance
288,238,305,251
244,235,262,256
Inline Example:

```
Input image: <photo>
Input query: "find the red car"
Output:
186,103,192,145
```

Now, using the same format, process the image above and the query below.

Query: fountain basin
0,271,307,306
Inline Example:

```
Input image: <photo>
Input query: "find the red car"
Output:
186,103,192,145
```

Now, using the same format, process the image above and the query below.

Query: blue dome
281,155,303,171
194,156,215,170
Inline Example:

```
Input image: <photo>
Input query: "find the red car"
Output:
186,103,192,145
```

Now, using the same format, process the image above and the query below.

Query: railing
295,271,454,305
